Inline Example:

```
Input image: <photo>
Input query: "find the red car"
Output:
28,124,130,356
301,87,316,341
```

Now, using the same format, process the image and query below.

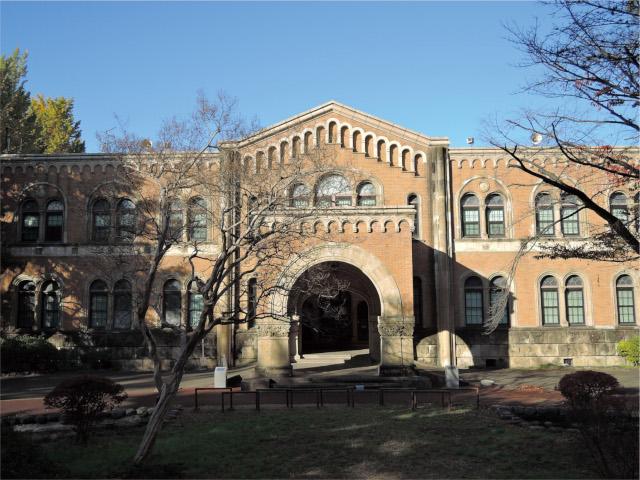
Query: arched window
564,275,585,325
610,192,629,223
89,280,108,328
408,194,420,239
464,276,483,325
113,279,132,329
168,199,183,240
188,280,204,328
413,277,423,326
461,194,480,237
485,194,505,237
616,275,636,324
535,193,555,236
116,199,136,241
560,194,580,236
163,279,181,326
41,280,60,329
45,199,64,242
21,199,39,242
247,278,257,328
290,184,310,208
92,199,111,242
540,276,559,325
17,281,35,328
356,182,376,206
315,174,351,207
490,276,509,325
188,197,208,241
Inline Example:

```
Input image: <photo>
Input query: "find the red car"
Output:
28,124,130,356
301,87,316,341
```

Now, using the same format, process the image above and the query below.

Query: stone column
369,315,380,362
257,320,292,376
378,317,414,372
289,315,300,362
429,145,456,367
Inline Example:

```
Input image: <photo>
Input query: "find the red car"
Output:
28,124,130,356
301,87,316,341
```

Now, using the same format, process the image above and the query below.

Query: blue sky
1,1,549,152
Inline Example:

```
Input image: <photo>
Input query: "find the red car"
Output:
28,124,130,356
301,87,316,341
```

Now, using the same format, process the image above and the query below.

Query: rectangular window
561,207,580,236
465,291,483,325
94,213,110,241
335,196,352,207
617,289,636,324
113,293,132,329
487,208,505,237
90,293,108,328
22,214,40,241
541,290,560,324
42,296,59,329
463,209,480,237
45,213,63,242
358,196,377,207
490,291,509,325
191,213,207,241
189,294,204,327
536,208,554,236
566,290,585,324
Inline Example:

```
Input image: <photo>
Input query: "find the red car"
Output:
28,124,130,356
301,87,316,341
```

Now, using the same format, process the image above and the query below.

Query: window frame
616,275,636,325
41,281,61,330
163,279,182,326
461,194,480,238
540,276,560,325
92,198,111,242
485,194,505,238
356,181,377,207
535,193,555,237
560,194,581,236
21,199,40,242
89,280,109,329
113,279,132,330
188,197,208,242
44,199,64,243
464,276,484,325
564,275,585,325
17,281,36,329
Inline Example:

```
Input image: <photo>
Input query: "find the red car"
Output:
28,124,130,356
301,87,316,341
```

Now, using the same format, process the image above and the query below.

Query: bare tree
488,0,639,261
96,92,350,464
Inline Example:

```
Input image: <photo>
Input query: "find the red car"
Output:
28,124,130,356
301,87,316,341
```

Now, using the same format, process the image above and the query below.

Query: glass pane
292,198,309,208
114,291,132,329
335,196,352,207
561,207,580,235
316,175,350,196
164,293,181,326
47,213,63,226
465,291,483,324
24,214,39,227
486,194,503,206
617,289,635,324
617,275,633,287
542,290,559,324
537,207,554,235
47,200,64,211
189,293,204,327
566,290,584,324
357,196,376,206
90,293,108,328
461,194,479,207
612,206,629,222
358,182,376,195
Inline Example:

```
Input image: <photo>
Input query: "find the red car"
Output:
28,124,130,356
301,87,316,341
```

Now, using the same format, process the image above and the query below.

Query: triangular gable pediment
234,101,449,149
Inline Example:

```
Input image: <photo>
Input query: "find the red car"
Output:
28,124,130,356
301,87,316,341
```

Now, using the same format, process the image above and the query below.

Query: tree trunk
133,381,175,465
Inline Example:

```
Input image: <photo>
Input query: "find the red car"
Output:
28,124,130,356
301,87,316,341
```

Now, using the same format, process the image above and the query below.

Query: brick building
1,101,638,372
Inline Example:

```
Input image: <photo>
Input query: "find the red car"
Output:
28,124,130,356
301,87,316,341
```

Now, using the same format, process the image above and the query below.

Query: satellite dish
466,137,475,145
531,132,543,145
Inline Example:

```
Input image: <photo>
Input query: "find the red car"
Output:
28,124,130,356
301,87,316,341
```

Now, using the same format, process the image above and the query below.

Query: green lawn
42,407,597,479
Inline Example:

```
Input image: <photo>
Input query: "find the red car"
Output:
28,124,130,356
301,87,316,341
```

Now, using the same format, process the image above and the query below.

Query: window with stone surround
540,276,560,325
535,193,555,237
461,194,480,237
356,182,377,206
616,275,636,324
92,199,111,242
41,280,61,330
485,194,505,237
113,279,132,329
315,174,351,207
21,199,40,242
163,279,182,326
89,280,108,328
560,194,581,236
464,276,483,325
565,275,585,325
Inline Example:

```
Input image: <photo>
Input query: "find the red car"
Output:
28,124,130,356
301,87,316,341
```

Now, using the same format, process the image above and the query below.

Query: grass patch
41,407,597,479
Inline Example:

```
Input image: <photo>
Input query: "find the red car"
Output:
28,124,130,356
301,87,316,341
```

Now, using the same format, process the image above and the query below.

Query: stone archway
257,243,414,374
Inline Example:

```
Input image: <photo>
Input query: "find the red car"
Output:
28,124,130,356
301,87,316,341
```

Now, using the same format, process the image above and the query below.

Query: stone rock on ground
125,408,136,416
480,379,496,387
136,407,148,416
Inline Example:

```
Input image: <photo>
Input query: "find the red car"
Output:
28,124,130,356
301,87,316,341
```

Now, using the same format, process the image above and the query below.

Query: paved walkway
1,360,637,416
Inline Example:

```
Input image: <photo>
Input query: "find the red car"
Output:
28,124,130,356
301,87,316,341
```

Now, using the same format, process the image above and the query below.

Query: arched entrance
288,261,381,357
257,243,414,374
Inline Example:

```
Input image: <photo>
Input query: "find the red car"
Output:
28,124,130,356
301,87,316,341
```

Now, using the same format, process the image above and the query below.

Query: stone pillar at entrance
289,315,301,362
256,320,292,376
378,317,414,373
369,315,380,362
